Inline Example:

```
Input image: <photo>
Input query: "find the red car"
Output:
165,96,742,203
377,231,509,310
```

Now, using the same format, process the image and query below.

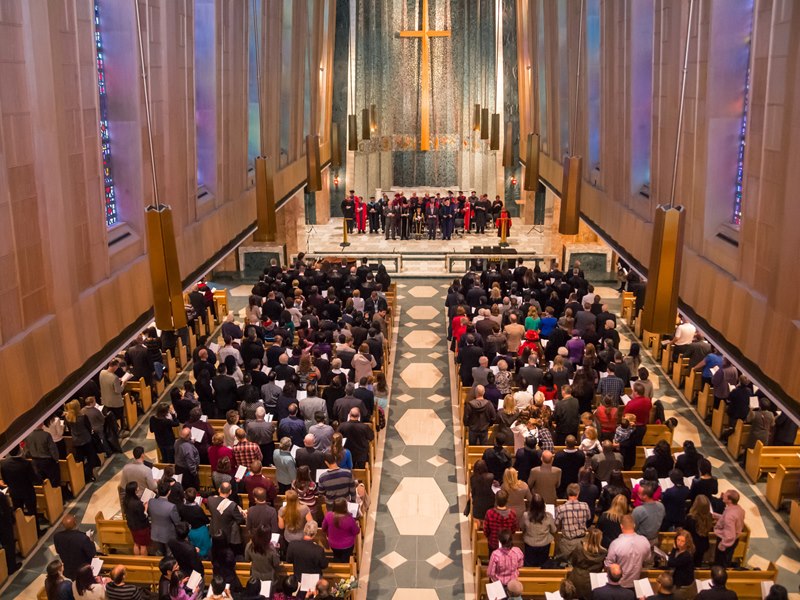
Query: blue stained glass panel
94,1,118,227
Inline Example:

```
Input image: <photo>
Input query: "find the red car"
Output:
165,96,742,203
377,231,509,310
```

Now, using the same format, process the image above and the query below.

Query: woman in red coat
462,198,472,234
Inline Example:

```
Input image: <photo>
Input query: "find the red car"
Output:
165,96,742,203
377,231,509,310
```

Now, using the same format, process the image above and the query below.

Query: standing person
554,484,592,561
713,490,745,568
605,514,652,590
337,408,374,469
122,481,151,556
464,386,497,445
286,521,329,579
26,422,62,489
482,490,518,553
174,427,201,491
470,460,496,527
148,482,181,555
45,560,73,600
157,557,202,600
684,495,714,566
367,197,381,233
354,196,367,234
522,493,556,567
321,498,361,562
208,482,246,557
426,198,439,240
64,400,100,482
341,193,356,234
72,564,106,600
667,529,697,600
150,403,179,463
502,467,532,529
527,450,561,505
567,528,608,600
99,359,126,429
695,566,738,600
439,197,455,240
245,526,281,582
383,198,398,240
487,529,524,586
475,194,490,233
53,514,97,581
553,386,580,445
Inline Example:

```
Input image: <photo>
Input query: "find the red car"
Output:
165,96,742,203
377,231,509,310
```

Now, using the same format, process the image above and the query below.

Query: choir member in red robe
354,196,368,234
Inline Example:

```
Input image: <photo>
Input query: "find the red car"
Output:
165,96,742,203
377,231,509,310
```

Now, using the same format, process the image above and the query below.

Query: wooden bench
36,554,358,598
123,393,139,433
14,508,38,557
684,368,703,402
621,291,635,323
642,565,777,600
95,511,135,552
35,479,63,524
745,440,800,481
175,338,188,368
59,453,87,496
790,500,800,539
213,289,228,318
671,355,690,387
765,465,800,510
711,405,729,439
124,377,153,413
661,342,672,373
726,419,751,459
696,384,713,420
475,564,569,599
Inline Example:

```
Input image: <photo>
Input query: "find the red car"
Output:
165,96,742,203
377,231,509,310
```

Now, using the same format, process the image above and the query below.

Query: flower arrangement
331,575,358,598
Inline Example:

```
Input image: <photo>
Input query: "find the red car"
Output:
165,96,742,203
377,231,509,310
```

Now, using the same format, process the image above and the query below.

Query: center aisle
364,280,470,599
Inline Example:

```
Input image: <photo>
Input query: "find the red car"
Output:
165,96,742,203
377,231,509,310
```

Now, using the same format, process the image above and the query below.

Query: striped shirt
317,467,356,503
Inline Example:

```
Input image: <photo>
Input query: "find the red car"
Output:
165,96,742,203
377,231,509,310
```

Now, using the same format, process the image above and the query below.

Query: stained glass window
94,1,118,227
733,66,750,226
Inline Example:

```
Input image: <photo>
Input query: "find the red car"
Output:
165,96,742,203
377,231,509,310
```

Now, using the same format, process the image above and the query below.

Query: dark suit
458,345,485,386
125,343,154,382
286,538,329,577
294,447,327,480
592,583,636,600
246,503,279,536
168,538,205,577
337,421,374,469
212,374,238,415
0,456,38,514
53,528,96,580
208,495,245,545
333,395,367,424
695,586,739,600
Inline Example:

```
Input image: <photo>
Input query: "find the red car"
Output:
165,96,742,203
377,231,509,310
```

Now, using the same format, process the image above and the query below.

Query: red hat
525,330,539,341
263,319,274,329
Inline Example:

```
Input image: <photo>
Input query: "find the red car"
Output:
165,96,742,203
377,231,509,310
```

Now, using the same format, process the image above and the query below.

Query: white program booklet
186,571,203,591
190,427,206,443
486,580,507,600
140,488,156,504
91,557,103,576
260,581,272,597
234,465,247,481
590,573,608,590
695,580,712,592
347,502,359,517
216,498,233,514
545,592,564,600
634,579,654,598
300,573,320,592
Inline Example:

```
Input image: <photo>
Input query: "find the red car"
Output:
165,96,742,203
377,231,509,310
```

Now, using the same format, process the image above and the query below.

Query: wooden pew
0,548,6,587
475,564,569,599
176,338,188,368
660,342,672,373
59,453,86,496
14,508,38,557
123,393,139,433
641,331,660,360
164,349,177,382
697,384,713,420
671,355,690,387
726,419,751,459
711,405,728,439
621,291,635,323
213,289,228,318
95,511,135,553
745,440,800,482
765,465,800,510
35,479,63,524
641,565,777,600
124,377,152,413
684,368,703,402
790,500,800,539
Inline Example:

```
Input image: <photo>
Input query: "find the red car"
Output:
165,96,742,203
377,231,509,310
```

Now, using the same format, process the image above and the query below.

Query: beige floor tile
386,477,450,535
404,331,442,349
392,589,440,600
407,306,441,320
399,363,443,388
395,409,445,446
379,550,408,570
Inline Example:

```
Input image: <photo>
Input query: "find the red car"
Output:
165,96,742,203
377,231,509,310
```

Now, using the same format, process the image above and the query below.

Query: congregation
0,256,398,599
445,258,795,600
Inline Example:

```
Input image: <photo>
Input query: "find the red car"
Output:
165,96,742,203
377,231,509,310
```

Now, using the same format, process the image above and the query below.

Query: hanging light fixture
361,107,371,140
305,134,321,191
330,122,342,169
348,114,358,151
490,113,500,150
642,0,693,334
559,0,586,235
502,121,513,167
473,104,482,131
370,104,377,132
524,132,540,190
480,107,490,140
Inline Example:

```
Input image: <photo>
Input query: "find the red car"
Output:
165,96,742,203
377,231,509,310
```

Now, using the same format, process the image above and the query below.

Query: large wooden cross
399,0,450,151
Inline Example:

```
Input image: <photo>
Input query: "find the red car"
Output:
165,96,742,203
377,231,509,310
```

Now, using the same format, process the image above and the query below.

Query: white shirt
673,322,697,346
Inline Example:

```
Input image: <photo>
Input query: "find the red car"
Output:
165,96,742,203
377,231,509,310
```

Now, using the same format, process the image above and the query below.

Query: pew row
745,440,800,482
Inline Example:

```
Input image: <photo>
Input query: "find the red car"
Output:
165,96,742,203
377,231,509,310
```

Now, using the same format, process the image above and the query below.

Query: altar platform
300,220,554,276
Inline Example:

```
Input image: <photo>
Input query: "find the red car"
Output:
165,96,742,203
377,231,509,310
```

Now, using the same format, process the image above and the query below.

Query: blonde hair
502,468,520,493
283,490,303,531
65,399,82,423
502,394,516,414
584,425,598,441
552,356,566,372
528,307,538,318
498,360,508,372
533,391,545,405
687,495,714,536
623,413,637,426
604,494,630,522
583,527,603,554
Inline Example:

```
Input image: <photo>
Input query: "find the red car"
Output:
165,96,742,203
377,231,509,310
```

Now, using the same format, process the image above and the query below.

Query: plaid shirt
483,507,518,551
487,546,524,585
555,499,591,539
232,440,263,469
537,426,555,452
597,375,626,403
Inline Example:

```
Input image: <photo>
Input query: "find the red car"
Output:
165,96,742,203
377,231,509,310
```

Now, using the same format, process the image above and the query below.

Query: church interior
1,0,799,599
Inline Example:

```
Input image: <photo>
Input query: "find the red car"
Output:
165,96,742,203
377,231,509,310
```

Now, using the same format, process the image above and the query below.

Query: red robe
495,209,512,237
462,201,472,229
354,198,367,232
